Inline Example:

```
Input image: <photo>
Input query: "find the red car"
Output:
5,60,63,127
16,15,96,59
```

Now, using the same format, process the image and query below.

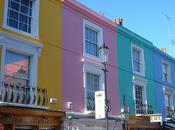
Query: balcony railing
0,82,48,108
136,102,154,115
86,91,95,111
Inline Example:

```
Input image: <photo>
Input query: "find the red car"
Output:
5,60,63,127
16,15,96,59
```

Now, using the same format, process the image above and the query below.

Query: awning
164,122,175,130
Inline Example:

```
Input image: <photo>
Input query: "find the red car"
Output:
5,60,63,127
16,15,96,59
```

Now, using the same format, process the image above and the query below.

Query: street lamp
99,43,109,130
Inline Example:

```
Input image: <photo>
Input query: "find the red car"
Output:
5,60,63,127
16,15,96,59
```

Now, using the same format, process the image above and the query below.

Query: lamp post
99,43,109,130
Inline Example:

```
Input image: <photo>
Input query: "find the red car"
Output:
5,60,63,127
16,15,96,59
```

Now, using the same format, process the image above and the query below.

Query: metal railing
136,102,154,115
86,91,95,111
0,81,48,107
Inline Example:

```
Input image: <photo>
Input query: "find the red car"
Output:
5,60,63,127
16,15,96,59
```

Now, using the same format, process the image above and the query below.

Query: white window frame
161,60,171,83
163,86,174,111
132,75,147,115
131,44,145,76
0,32,42,87
83,62,104,113
83,19,103,61
3,0,40,38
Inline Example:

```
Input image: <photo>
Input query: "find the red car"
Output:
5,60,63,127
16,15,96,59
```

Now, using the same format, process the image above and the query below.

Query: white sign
95,91,105,119
150,114,162,122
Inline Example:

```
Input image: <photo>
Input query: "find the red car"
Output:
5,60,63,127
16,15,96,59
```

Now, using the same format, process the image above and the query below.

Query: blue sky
78,0,175,57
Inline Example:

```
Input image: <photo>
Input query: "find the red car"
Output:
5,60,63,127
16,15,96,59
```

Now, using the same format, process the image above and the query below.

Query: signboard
95,91,105,119
150,114,162,122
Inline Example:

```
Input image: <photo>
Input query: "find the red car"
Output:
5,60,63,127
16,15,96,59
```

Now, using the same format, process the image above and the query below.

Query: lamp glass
99,44,109,63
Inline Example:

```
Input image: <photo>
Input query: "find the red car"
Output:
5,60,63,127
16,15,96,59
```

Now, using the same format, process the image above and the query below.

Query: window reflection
5,51,29,86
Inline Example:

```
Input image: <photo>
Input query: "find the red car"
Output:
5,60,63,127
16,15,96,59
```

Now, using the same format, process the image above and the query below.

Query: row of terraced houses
0,0,174,130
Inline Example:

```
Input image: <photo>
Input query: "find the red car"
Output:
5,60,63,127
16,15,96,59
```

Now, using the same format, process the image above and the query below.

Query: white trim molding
131,44,145,77
3,0,40,38
0,32,42,87
83,19,103,61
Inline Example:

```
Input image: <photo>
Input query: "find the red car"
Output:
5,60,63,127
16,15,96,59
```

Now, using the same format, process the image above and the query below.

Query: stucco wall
117,27,156,115
62,2,120,115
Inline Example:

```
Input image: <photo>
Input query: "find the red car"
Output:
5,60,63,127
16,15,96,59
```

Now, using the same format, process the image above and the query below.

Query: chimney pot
114,18,123,26
161,48,167,53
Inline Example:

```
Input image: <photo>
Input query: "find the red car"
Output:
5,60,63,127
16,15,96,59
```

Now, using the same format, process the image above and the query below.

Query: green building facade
117,25,157,115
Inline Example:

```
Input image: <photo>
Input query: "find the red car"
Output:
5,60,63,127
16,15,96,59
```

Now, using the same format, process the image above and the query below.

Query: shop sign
95,91,105,119
150,114,162,122
0,116,59,125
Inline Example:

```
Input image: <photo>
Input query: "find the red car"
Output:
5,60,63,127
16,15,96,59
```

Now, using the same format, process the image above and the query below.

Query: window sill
133,70,145,77
2,24,39,39
83,53,101,62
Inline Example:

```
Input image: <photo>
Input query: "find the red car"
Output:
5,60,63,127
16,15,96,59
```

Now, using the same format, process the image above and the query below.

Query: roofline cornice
63,0,116,32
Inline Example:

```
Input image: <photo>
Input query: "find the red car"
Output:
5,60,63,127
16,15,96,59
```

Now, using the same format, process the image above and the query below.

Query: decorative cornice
0,32,43,56
63,0,116,32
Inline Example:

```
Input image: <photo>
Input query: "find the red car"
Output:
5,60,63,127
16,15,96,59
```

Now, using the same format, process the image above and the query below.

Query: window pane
162,63,169,82
21,0,30,6
19,22,27,32
7,0,33,33
19,14,28,23
8,19,18,28
86,73,99,111
9,10,18,20
20,5,29,14
133,48,141,72
135,85,144,114
10,1,20,11
85,41,98,56
5,51,29,86
85,27,98,57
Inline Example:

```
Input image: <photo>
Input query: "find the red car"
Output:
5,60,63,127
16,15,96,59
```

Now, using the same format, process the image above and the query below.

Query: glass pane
5,51,29,85
87,91,95,111
86,73,99,111
85,27,98,56
7,0,33,33
19,14,28,23
21,0,30,6
10,1,20,11
135,85,144,114
9,10,18,20
8,19,18,28
85,41,98,56
19,22,27,32
20,5,29,14
133,49,141,72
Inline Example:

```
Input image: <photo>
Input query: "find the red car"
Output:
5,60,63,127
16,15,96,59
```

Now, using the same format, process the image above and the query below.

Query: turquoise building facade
116,20,175,125
117,24,157,115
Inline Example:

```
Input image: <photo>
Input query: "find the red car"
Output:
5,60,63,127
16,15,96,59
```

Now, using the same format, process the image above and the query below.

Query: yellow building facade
0,0,65,129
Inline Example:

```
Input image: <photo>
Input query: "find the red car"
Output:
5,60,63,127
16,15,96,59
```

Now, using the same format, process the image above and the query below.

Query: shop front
0,106,65,130
125,115,161,130
64,112,123,130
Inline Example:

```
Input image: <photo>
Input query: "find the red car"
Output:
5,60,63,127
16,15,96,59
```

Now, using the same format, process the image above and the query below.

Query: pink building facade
62,1,122,129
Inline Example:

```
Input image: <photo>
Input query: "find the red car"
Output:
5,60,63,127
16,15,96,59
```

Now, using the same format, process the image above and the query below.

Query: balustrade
0,82,48,107
136,102,154,114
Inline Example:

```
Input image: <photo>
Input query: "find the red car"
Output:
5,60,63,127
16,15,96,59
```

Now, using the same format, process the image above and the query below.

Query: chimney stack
161,48,167,53
114,18,123,26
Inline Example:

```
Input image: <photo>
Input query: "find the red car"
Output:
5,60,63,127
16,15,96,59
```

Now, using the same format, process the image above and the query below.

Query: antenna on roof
162,12,175,57
162,12,175,45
